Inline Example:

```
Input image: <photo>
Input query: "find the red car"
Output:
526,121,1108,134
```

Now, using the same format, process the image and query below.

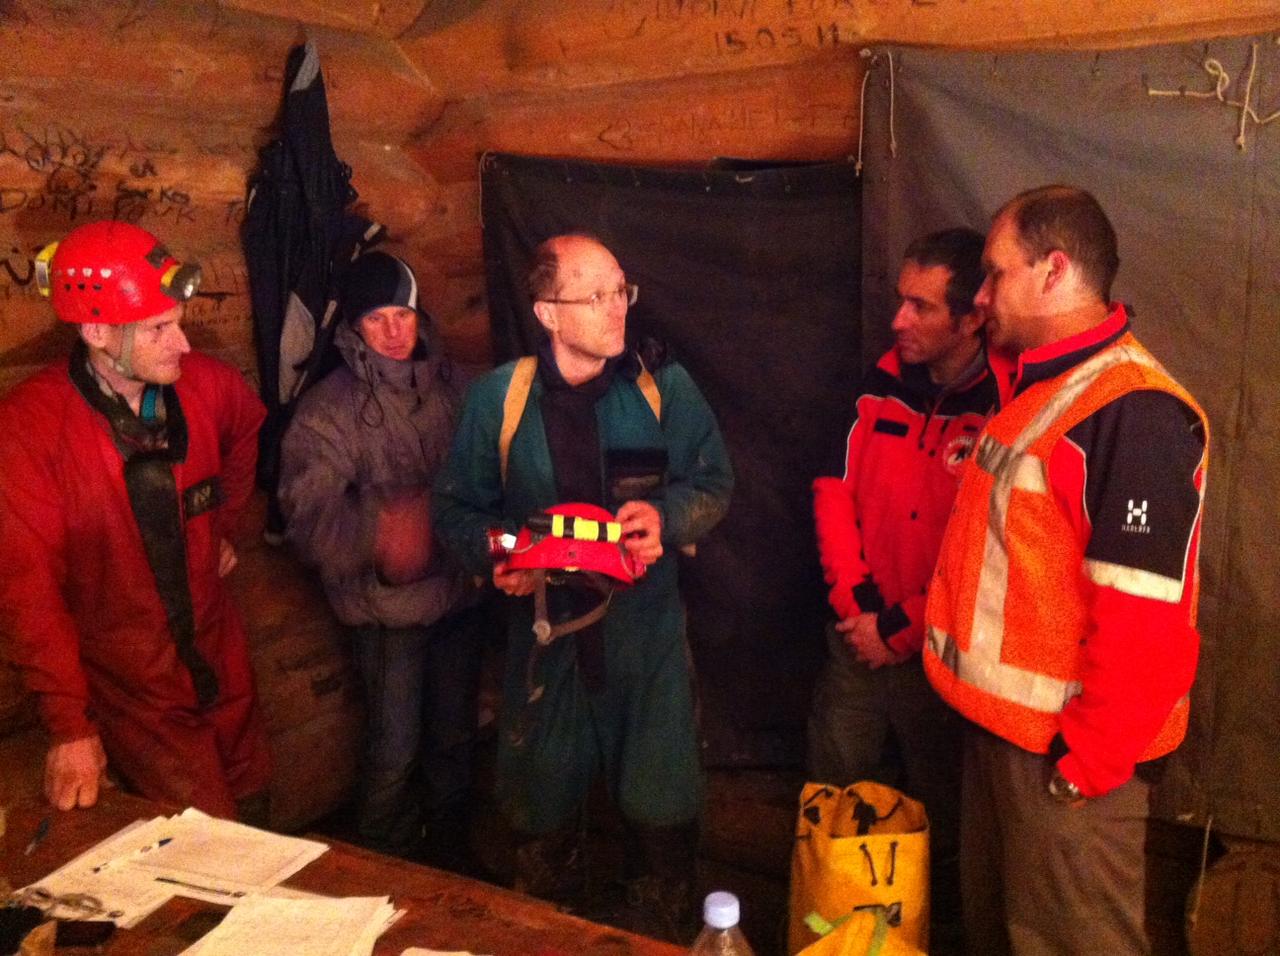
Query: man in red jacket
810,227,997,945
0,221,270,820
924,186,1208,954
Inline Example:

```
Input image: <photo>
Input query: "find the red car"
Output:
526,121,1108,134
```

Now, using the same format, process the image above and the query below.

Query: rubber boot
618,821,699,944
512,827,586,910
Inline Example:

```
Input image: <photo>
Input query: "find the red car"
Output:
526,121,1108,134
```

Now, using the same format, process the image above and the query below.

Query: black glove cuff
876,603,910,642
852,577,886,613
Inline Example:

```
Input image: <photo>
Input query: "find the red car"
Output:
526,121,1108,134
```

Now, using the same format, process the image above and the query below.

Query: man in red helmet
0,220,271,820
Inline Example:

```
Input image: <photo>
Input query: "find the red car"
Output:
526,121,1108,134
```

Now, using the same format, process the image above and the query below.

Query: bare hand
493,561,537,597
836,612,902,669
217,538,237,577
373,493,433,585
44,735,108,811
617,500,664,566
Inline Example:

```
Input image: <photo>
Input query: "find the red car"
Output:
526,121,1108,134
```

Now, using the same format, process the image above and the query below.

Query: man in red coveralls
0,221,270,820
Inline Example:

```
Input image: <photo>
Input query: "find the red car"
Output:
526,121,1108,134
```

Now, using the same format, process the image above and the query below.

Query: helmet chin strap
105,323,138,380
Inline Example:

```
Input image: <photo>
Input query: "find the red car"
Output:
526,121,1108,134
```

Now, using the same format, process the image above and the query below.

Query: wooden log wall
2,0,1277,395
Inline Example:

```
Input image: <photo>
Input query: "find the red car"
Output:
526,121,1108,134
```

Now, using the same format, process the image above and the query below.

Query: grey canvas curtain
858,37,1280,840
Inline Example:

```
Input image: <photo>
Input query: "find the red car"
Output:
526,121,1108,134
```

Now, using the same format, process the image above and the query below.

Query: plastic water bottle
689,891,756,955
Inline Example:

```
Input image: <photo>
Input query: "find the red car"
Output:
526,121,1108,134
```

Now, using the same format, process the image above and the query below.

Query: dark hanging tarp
858,38,1280,840
242,40,383,537
481,153,862,765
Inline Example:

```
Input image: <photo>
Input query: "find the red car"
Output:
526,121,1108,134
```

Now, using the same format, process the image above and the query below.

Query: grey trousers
961,726,1152,956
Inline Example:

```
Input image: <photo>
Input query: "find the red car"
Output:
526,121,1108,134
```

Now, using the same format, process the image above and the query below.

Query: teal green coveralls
433,354,733,834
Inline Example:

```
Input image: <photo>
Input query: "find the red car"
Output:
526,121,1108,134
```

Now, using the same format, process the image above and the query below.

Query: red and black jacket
814,345,1001,655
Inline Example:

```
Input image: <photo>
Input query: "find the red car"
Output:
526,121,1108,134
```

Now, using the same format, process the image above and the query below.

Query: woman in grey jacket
279,251,479,864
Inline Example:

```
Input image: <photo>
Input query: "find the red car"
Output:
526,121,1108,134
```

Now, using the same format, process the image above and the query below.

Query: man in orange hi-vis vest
922,186,1208,955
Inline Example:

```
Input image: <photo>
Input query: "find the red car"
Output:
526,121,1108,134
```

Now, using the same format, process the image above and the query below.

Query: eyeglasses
540,283,638,311
17,885,123,920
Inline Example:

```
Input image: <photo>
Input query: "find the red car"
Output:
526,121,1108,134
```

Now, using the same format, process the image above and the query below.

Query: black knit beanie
339,251,422,326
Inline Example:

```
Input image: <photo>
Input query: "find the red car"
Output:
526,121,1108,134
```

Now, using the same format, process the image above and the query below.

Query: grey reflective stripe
1010,342,1163,455
936,342,1161,713
975,435,1047,493
929,626,1082,713
1084,558,1184,602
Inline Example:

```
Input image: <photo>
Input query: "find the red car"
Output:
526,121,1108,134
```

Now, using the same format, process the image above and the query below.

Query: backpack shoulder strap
635,357,661,423
499,356,537,486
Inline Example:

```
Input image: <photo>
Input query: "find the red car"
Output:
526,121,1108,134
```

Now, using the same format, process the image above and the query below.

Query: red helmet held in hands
35,220,202,325
503,503,645,586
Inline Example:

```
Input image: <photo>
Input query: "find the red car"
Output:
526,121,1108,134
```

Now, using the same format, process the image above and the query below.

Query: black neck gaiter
69,343,219,707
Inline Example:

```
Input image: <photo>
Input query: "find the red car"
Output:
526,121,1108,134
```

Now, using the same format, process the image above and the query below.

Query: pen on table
92,836,173,873
24,816,50,856
153,876,246,899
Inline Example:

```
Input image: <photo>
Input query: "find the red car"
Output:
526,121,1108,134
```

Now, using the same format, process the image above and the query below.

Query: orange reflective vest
923,331,1208,759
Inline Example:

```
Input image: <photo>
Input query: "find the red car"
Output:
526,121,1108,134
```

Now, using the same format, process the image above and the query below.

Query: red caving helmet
34,220,202,325
505,503,646,586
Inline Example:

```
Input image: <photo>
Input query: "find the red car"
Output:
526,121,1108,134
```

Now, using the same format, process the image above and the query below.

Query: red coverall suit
0,349,271,817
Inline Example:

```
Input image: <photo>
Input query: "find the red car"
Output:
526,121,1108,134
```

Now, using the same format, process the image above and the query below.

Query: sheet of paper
127,808,327,896
179,895,396,956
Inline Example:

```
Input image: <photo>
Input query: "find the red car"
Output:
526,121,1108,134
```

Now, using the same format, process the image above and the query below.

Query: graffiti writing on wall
713,20,850,53
0,243,36,288
112,180,195,223
595,96,856,150
597,0,948,59
605,0,939,19
0,122,249,226
605,0,760,21
188,258,250,317
0,125,108,220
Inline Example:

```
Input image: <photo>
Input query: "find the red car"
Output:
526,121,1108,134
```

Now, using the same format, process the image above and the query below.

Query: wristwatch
1048,769,1085,806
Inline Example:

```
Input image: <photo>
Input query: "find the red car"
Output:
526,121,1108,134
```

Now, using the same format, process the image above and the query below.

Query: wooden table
1,790,684,955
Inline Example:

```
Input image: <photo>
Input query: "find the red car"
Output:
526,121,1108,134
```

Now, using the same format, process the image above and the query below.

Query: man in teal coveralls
433,234,732,938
